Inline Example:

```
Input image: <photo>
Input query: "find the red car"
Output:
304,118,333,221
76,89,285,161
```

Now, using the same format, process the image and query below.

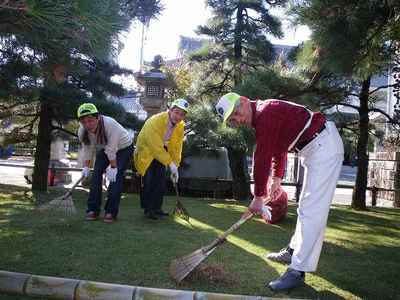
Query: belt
294,124,326,153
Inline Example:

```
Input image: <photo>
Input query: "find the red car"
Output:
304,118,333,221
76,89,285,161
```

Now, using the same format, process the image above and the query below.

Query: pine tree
190,0,286,200
290,0,400,209
0,0,162,191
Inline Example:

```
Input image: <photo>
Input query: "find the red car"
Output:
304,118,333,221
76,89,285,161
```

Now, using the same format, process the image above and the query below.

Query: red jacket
251,100,325,197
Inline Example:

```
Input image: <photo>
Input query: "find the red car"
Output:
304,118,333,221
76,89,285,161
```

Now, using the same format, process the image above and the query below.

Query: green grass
0,184,399,300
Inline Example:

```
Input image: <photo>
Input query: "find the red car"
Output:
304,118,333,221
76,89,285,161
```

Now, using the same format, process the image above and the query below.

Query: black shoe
145,211,158,220
268,268,305,292
155,210,169,217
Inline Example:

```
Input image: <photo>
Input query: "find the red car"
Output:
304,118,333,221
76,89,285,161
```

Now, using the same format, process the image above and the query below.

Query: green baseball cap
77,103,98,119
170,98,189,112
215,92,241,123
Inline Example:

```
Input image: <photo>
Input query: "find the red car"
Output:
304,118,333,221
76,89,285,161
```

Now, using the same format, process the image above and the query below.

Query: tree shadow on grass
0,183,80,207
329,205,400,236
185,200,400,299
315,205,400,300
2,185,399,299
0,186,282,297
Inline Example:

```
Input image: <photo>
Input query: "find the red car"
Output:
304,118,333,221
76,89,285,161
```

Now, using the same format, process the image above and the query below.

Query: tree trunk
32,101,52,191
233,4,244,86
227,147,251,201
229,5,250,201
351,77,371,210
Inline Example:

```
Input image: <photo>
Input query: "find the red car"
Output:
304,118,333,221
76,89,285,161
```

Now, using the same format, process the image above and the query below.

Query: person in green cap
134,98,189,220
77,103,133,223
215,92,343,292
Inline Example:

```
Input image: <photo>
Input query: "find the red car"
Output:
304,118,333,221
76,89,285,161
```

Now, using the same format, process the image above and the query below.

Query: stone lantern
134,55,169,117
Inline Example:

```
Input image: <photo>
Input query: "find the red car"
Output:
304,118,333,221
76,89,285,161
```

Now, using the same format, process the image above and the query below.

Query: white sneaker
266,246,292,264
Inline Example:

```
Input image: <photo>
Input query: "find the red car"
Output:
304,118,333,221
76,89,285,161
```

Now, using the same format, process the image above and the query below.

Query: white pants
289,121,344,272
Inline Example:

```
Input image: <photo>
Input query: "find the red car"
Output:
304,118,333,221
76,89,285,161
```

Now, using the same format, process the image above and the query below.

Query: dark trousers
87,144,133,217
140,159,166,213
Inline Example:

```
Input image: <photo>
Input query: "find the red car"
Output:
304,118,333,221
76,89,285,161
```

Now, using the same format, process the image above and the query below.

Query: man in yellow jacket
134,99,189,220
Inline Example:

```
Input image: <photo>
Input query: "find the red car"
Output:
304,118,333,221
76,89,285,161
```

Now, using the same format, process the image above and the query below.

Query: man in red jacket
215,92,344,292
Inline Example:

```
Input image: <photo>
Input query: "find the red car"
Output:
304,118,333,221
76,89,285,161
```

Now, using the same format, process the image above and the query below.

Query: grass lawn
0,184,399,300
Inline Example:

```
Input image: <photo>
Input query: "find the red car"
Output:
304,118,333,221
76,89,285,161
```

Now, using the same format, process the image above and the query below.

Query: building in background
112,91,147,120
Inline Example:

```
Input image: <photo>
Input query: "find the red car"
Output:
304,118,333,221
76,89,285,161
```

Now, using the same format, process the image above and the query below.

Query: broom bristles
169,212,254,283
172,183,191,224
172,200,191,224
169,246,217,283
37,175,84,216
38,194,77,216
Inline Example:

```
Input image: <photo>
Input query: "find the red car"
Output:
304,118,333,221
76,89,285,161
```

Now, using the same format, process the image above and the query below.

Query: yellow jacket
134,111,185,176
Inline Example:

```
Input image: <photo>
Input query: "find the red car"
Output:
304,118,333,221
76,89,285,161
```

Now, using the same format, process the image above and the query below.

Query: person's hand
261,205,272,221
248,196,264,215
82,166,91,178
269,177,283,200
169,162,179,183
106,166,118,182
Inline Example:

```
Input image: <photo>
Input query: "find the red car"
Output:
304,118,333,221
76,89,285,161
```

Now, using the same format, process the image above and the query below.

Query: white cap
215,92,241,123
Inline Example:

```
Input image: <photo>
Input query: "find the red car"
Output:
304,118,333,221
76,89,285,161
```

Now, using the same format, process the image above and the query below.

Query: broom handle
173,182,183,205
203,212,253,253
63,175,85,198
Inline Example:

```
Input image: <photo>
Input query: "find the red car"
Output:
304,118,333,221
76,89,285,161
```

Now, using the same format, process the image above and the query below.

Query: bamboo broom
171,182,191,225
169,211,253,283
37,175,84,216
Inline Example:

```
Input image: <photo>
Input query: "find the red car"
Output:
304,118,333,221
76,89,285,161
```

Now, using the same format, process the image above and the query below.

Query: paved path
0,157,394,207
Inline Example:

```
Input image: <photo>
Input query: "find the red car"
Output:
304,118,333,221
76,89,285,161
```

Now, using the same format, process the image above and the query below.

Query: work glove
82,166,91,178
106,166,118,182
261,205,272,222
169,162,179,184
248,197,264,214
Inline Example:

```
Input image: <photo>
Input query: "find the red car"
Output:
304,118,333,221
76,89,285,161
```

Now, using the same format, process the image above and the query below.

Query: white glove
82,166,91,178
106,166,118,182
261,205,272,221
169,162,179,183
248,197,264,214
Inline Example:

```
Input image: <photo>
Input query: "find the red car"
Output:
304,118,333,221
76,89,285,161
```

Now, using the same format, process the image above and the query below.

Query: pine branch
369,82,400,95
0,0,27,11
320,101,360,111
368,107,399,124
199,69,234,97
51,126,77,138
14,113,39,117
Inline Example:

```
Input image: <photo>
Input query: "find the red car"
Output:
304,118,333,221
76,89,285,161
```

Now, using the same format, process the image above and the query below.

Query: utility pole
139,21,145,71
139,18,150,72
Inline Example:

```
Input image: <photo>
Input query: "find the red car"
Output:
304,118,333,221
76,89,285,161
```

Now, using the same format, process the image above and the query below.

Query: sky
117,0,311,88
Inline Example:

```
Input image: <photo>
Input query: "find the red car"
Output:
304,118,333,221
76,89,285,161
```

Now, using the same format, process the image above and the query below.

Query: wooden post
394,152,400,208
371,186,377,207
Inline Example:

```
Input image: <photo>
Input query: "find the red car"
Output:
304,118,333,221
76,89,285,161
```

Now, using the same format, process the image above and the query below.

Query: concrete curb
0,270,304,300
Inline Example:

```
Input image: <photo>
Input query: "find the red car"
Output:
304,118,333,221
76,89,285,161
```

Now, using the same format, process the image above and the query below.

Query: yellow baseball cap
77,103,98,119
